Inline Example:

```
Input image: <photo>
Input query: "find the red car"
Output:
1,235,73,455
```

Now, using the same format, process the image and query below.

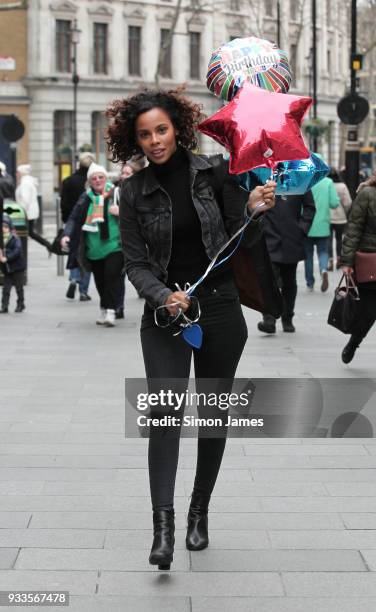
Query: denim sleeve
119,180,172,309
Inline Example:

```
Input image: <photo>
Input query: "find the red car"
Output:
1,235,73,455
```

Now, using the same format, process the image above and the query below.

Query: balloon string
186,202,266,296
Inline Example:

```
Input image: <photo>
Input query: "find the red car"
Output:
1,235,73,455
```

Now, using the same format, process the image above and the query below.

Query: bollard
55,195,65,276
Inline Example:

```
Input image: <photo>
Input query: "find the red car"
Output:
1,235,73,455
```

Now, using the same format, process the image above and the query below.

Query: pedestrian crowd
0,88,375,574
0,109,375,365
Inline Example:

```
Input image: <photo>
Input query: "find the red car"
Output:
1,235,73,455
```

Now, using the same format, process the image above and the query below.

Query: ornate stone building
24,0,350,205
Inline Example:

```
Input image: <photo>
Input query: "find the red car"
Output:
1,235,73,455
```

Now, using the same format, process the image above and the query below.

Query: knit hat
87,162,108,180
79,152,96,168
2,214,13,229
17,164,32,176
0,161,6,175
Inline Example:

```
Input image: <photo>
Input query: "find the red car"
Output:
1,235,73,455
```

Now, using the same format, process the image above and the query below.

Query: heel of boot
149,508,175,569
158,563,171,570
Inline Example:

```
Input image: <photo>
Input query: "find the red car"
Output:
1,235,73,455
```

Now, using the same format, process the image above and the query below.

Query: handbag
327,273,360,334
355,251,376,283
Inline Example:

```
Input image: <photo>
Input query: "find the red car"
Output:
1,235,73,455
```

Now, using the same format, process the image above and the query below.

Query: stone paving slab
0,550,19,570
0,236,375,609
15,548,190,572
0,529,105,549
270,530,376,550
282,571,376,596
6,596,190,612
0,570,97,595
192,597,376,612
98,571,284,596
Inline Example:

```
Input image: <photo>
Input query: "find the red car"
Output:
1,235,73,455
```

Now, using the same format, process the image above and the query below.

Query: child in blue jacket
0,214,26,313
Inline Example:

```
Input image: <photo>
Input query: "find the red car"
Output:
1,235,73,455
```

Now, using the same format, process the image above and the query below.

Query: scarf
82,181,113,233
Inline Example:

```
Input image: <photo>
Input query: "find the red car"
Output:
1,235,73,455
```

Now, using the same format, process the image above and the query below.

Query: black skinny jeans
140,276,248,511
89,251,124,310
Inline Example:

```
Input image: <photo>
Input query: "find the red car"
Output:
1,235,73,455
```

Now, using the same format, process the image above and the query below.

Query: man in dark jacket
60,153,95,301
257,191,316,333
0,214,26,313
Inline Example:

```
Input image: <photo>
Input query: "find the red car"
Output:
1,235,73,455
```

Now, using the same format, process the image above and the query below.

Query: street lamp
311,0,318,151
69,19,81,169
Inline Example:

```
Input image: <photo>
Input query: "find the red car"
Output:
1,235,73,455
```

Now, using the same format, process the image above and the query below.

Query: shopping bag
327,273,360,334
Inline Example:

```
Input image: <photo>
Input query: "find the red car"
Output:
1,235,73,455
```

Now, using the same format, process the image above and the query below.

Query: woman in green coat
341,172,376,363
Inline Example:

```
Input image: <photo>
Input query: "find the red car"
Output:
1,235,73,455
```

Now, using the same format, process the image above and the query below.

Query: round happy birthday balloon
206,36,292,101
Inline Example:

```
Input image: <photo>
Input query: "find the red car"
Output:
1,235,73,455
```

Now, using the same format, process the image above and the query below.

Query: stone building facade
0,0,29,172
23,0,350,205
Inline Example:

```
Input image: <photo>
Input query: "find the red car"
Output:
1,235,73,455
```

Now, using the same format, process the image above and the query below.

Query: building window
55,19,71,73
93,23,108,74
290,44,298,76
128,26,141,76
326,0,331,23
327,49,332,75
91,112,108,168
160,29,172,78
190,32,201,80
264,0,274,17
54,111,73,161
290,0,299,21
229,0,240,10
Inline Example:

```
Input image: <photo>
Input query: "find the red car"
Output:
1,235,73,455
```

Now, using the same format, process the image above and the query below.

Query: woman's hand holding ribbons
247,180,277,214
164,291,191,316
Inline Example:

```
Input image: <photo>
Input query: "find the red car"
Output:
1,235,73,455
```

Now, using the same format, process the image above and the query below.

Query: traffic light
351,53,363,71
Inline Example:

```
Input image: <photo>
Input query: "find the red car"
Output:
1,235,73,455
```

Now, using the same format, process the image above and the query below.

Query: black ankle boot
282,317,295,333
257,314,276,334
15,303,25,313
342,336,361,364
149,508,175,570
186,491,210,551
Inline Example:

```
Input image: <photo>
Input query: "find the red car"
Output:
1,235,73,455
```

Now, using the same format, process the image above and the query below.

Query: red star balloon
198,82,312,174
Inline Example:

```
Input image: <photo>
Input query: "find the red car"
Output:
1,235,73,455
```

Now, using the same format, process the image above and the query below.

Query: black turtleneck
150,147,211,289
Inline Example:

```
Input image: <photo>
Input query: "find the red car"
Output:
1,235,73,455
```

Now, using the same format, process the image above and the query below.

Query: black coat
120,152,283,317
60,168,88,223
262,192,316,264
1,233,25,274
0,175,15,201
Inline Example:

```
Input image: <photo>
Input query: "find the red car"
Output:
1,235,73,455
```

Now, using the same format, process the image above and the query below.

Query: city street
0,234,375,611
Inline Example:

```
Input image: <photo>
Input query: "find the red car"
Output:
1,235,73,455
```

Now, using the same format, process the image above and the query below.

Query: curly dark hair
105,87,205,163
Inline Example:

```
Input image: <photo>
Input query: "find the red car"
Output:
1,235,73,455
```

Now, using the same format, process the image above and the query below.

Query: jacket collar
141,150,213,195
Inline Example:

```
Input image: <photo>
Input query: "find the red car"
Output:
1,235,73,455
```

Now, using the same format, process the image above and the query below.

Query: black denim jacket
119,151,263,309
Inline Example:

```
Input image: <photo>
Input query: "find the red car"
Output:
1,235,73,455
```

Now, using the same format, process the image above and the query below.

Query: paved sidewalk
0,236,375,611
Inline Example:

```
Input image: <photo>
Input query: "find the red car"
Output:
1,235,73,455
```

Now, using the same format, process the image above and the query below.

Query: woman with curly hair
106,88,277,570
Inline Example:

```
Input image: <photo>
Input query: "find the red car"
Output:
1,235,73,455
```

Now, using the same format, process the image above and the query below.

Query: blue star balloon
234,153,329,195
